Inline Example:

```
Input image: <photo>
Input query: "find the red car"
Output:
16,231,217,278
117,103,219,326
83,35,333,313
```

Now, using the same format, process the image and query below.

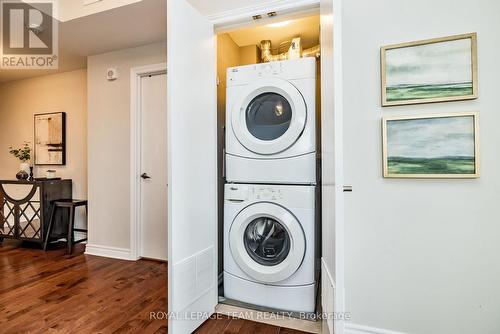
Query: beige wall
87,42,166,251
239,45,261,65
0,69,88,210
217,33,241,273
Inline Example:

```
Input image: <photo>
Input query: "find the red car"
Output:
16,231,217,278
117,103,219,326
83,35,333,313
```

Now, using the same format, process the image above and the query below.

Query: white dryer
223,183,317,313
225,58,317,185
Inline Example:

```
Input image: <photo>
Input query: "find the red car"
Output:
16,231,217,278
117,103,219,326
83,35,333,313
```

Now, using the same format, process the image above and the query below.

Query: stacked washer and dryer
223,57,318,313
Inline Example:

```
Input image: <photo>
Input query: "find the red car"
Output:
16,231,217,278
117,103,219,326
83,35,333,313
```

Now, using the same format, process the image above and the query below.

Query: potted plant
9,142,31,180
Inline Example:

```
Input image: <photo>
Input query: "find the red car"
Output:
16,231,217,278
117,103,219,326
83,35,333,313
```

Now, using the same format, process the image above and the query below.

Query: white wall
342,1,500,333
87,42,166,252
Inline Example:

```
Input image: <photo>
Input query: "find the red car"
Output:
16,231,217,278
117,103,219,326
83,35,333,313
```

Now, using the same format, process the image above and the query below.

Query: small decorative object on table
9,142,31,180
46,170,57,179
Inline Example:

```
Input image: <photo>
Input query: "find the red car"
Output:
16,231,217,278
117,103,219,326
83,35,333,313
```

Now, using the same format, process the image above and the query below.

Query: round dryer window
229,202,306,283
246,93,293,141
232,78,307,155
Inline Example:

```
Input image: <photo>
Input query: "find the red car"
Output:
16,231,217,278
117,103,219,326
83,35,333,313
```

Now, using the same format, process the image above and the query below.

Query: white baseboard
85,244,136,261
345,324,408,334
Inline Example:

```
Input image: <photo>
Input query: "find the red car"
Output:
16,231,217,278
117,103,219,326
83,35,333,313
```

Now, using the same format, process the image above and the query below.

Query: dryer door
231,78,307,155
229,202,306,283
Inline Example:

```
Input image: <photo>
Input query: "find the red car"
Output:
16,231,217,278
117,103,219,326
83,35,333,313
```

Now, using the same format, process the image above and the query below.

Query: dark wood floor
195,315,308,334
0,240,167,334
0,240,308,334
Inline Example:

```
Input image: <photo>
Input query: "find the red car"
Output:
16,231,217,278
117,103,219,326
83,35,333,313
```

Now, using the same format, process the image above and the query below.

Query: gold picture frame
382,112,480,179
381,33,478,106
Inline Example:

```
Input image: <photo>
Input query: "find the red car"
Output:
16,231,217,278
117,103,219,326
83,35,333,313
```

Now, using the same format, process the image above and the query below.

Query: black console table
0,179,72,245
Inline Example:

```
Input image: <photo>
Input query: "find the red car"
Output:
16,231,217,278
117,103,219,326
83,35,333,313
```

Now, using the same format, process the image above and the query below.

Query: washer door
229,202,306,283
232,78,307,155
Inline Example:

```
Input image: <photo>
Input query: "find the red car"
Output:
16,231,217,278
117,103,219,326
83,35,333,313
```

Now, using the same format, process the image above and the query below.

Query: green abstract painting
383,114,479,178
382,34,477,106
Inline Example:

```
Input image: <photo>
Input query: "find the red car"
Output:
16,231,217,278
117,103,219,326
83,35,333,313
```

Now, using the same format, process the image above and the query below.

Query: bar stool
43,199,88,255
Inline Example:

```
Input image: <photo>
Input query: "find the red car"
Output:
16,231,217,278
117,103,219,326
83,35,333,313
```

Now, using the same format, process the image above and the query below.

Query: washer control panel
225,184,284,202
253,186,283,201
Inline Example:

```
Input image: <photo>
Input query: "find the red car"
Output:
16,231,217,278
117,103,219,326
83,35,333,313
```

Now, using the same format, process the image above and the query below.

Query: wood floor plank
1,240,311,334
278,327,312,334
0,241,167,334
192,314,232,333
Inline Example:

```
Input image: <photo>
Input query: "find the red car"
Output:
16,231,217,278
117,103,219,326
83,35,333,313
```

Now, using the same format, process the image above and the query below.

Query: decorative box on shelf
0,179,72,245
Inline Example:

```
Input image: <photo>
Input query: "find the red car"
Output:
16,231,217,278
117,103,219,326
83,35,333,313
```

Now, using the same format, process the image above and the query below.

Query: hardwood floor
0,240,167,334
194,315,309,334
0,240,309,334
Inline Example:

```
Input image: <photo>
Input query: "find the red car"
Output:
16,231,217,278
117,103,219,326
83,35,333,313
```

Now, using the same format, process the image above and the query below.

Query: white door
320,0,345,334
140,73,168,261
167,0,218,333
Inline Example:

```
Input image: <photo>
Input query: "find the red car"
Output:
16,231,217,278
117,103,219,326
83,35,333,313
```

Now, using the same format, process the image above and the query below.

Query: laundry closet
216,13,324,329
166,0,342,332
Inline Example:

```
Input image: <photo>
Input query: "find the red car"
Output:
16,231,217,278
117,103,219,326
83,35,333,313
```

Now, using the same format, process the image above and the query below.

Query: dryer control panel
226,57,316,87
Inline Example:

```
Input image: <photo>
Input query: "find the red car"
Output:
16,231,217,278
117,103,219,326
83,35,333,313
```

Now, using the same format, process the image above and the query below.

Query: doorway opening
216,12,322,333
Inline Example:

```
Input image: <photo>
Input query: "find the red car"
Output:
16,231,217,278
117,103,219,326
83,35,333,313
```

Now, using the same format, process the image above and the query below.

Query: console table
0,179,72,245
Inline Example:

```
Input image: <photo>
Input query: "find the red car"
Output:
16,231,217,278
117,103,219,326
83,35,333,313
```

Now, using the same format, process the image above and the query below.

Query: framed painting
381,33,478,106
34,112,66,165
382,112,480,178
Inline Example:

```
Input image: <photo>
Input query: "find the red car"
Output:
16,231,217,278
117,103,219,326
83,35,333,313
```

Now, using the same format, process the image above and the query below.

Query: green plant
9,142,31,162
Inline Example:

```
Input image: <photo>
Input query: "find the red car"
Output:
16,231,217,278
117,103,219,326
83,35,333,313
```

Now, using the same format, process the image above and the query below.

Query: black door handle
141,173,151,180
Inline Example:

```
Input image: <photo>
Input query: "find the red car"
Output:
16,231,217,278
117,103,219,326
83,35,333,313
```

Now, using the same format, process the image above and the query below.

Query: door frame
130,63,168,260
208,1,345,334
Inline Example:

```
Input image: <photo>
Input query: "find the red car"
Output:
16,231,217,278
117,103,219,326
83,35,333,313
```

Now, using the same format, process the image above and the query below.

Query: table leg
43,205,57,251
67,206,75,255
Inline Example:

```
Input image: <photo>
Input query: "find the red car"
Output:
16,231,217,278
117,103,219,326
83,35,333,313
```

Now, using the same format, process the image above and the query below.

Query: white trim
321,257,335,334
209,0,320,28
85,244,135,261
130,63,168,261
331,0,345,334
321,257,335,288
345,324,409,334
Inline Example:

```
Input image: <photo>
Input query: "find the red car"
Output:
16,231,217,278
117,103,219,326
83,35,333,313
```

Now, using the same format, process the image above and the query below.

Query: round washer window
245,93,292,141
244,217,291,266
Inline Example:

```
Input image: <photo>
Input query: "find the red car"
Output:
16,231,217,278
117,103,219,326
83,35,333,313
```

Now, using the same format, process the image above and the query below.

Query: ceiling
186,0,274,17
228,15,320,50
0,0,166,83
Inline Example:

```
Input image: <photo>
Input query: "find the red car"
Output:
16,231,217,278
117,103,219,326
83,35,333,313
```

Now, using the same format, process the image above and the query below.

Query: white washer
225,58,317,185
224,183,317,313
